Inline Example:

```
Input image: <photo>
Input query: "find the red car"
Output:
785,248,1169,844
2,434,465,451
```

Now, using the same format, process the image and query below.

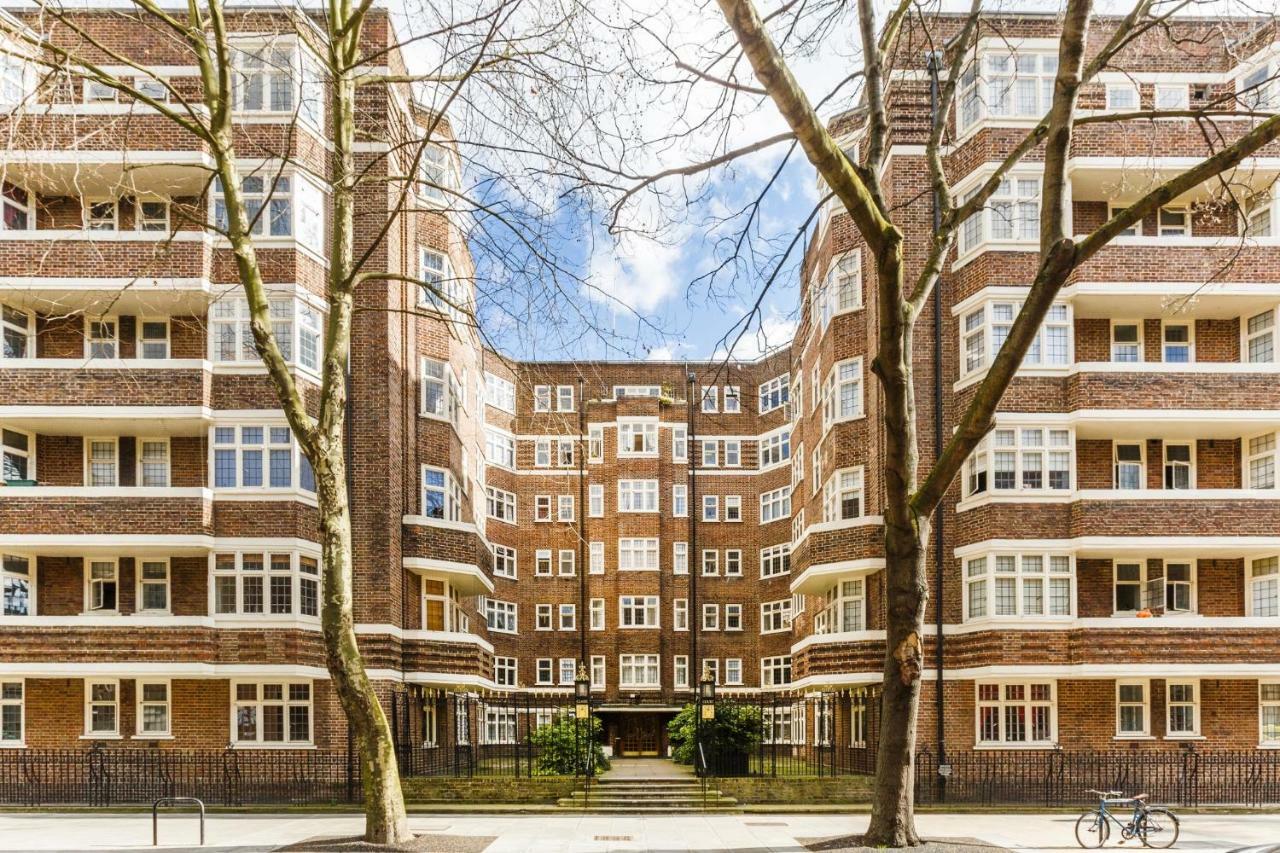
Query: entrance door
617,714,661,756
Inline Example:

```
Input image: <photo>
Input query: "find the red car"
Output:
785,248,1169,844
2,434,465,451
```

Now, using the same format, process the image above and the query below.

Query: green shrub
667,703,762,766
529,712,610,776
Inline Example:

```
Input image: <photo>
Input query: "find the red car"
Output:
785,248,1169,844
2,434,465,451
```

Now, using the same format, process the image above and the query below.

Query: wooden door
618,715,660,756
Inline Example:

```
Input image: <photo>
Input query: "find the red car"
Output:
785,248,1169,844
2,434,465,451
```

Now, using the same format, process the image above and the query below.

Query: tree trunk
864,518,927,846
316,452,412,845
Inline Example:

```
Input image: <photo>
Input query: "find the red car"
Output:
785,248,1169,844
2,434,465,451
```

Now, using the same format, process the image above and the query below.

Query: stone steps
557,778,741,813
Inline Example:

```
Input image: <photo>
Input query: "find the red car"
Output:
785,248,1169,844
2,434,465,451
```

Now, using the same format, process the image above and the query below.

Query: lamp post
574,664,591,720
574,665,595,804
698,666,716,721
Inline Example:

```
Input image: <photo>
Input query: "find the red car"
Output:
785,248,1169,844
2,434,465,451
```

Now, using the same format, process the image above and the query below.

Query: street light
699,666,716,721
574,664,591,720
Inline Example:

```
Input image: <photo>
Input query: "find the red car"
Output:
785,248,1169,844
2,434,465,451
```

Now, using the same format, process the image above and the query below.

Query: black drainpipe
926,48,948,794
577,377,588,669
686,371,698,697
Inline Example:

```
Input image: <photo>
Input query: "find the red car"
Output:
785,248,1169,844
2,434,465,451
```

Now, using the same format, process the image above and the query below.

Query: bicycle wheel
1137,807,1179,848
1075,810,1110,848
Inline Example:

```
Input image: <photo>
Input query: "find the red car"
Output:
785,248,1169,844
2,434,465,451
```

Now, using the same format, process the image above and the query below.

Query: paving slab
0,809,1275,852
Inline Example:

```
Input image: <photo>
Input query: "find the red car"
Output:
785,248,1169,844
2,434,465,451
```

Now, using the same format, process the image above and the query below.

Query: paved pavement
0,810,1276,851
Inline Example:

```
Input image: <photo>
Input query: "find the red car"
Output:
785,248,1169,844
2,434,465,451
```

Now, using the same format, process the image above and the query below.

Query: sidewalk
0,810,1276,852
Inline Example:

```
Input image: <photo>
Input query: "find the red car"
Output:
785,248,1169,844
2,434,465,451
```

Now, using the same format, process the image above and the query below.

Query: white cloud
712,310,798,361
585,229,685,315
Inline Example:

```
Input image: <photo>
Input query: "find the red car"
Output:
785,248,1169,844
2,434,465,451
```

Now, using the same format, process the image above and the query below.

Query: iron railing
915,747,1280,807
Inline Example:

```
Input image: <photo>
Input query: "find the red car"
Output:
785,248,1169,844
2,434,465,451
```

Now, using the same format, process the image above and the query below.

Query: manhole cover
594,836,633,842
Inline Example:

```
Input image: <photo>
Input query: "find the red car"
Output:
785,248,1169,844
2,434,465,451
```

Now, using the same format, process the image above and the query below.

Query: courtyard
0,810,1276,852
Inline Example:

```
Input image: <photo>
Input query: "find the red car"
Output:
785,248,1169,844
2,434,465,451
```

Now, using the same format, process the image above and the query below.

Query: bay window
421,466,462,521
212,551,320,619
976,682,1055,746
233,681,312,746
958,52,1057,133
965,553,1074,621
823,467,863,522
231,40,323,126
422,577,468,632
419,248,471,324
211,295,323,373
823,358,863,424
1240,61,1280,110
485,429,515,468
958,176,1042,254
960,300,1070,378
814,579,864,634
964,426,1072,498
214,173,323,251
485,372,515,412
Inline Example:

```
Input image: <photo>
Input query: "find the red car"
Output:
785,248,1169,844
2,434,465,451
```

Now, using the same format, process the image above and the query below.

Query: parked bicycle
1075,789,1180,848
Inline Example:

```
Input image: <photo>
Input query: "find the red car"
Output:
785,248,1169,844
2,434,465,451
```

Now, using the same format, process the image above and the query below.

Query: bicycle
1075,789,1180,848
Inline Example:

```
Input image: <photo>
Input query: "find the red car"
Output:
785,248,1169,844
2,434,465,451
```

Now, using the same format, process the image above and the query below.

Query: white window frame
823,358,864,425
230,680,313,746
759,487,791,523
135,679,171,738
823,467,864,523
964,426,1074,498
617,421,658,457
0,680,23,745
84,678,120,737
1105,82,1139,111
486,486,516,524
588,426,604,462
420,466,463,522
1163,442,1195,490
964,553,1076,621
724,495,742,523
492,544,517,579
1261,681,1280,746
484,598,518,634
557,494,575,522
1,306,34,361
589,541,604,575
761,656,792,688
760,544,791,578
974,680,1057,747
673,598,688,631
814,578,865,634
1247,432,1279,490
1247,555,1279,617
1157,205,1191,237
760,599,792,634
1116,680,1151,738
618,538,659,572
957,174,1043,256
137,317,171,359
484,372,515,413
672,484,688,518
589,484,605,518
590,598,605,630
1161,320,1194,364
1,553,34,618
759,429,791,468
619,654,660,688
673,542,689,575
211,295,323,374
85,437,119,487
617,479,659,513
960,300,1072,379
619,595,660,629
84,558,119,614
1165,680,1200,739
758,375,790,414
558,549,575,577
136,558,171,614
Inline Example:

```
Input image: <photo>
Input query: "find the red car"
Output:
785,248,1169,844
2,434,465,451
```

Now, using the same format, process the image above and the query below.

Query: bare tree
605,0,1280,844
0,0,660,843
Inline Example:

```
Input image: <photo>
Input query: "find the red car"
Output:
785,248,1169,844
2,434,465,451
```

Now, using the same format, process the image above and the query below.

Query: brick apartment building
1,7,1280,768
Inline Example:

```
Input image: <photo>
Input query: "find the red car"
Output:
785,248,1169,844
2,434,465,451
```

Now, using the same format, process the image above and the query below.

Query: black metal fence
0,744,356,806
701,690,881,778
915,747,1280,807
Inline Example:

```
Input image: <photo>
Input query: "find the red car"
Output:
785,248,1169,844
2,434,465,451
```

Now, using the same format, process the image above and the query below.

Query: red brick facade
1,9,1278,759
